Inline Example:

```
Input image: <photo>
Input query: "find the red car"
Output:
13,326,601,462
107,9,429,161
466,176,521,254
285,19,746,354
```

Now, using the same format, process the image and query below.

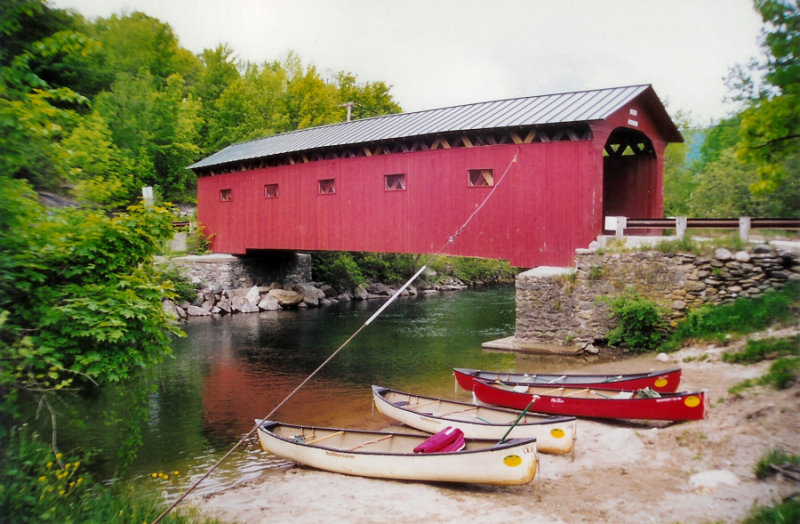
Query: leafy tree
0,0,79,68
193,44,241,153
94,71,201,202
206,60,289,151
60,111,137,207
89,11,199,82
690,149,763,216
283,52,340,130
335,71,402,120
731,0,800,194
663,111,699,217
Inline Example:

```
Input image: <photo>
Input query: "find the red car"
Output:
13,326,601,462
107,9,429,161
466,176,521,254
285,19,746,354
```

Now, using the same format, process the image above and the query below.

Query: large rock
162,299,186,319
367,283,393,296
258,295,282,311
268,288,303,307
295,283,325,306
353,284,369,300
186,305,211,316
240,303,260,313
230,296,251,312
245,285,261,305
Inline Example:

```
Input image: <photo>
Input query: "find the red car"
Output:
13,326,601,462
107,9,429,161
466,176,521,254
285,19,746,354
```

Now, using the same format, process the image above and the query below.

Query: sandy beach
196,328,800,524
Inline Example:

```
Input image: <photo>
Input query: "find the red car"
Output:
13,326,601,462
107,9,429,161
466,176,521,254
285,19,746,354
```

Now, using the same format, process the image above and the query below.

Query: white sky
49,0,765,124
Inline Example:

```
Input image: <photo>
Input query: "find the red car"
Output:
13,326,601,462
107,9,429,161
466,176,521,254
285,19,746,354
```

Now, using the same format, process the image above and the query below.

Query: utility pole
339,101,358,122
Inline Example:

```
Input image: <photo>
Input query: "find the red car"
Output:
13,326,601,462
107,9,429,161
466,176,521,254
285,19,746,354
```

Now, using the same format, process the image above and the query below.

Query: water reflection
50,286,527,495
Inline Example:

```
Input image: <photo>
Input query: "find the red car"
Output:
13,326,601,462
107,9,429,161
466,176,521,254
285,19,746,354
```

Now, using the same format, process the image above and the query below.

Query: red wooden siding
195,89,680,269
198,140,608,268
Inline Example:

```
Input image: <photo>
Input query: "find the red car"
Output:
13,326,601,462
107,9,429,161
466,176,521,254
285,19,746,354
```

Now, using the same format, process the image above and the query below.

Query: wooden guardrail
605,217,800,241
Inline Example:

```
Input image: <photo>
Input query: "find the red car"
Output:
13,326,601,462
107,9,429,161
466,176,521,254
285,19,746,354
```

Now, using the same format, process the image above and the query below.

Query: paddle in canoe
372,385,576,454
472,379,706,421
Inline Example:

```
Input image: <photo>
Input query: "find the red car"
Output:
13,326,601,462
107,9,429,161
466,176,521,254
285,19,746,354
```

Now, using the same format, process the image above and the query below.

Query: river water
49,285,609,498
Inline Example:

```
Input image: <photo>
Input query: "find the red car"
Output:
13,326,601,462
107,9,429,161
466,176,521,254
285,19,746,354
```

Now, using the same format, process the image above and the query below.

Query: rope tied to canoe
152,146,520,523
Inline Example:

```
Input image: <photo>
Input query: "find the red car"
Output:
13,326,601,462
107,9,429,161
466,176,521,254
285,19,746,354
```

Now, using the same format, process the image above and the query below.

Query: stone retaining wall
171,252,311,291
515,245,800,351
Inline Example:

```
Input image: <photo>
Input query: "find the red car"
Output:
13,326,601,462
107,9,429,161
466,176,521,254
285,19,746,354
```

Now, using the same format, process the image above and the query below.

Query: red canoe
472,379,706,421
454,367,682,393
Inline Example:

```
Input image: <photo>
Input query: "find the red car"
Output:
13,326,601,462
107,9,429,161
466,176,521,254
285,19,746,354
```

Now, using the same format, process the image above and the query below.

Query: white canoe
255,419,538,485
372,385,576,455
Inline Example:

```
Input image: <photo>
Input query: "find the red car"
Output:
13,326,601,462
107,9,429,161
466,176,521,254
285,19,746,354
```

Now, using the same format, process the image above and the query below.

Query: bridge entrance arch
602,127,659,224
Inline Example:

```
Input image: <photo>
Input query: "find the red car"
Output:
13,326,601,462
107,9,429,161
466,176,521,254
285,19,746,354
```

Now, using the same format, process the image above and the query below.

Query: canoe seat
413,426,465,453
614,391,634,399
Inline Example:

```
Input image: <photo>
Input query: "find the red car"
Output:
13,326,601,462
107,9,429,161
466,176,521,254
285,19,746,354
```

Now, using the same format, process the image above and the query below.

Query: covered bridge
189,84,682,268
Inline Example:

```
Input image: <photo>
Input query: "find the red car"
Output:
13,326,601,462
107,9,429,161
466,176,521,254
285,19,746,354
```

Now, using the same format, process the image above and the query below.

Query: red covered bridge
190,84,682,268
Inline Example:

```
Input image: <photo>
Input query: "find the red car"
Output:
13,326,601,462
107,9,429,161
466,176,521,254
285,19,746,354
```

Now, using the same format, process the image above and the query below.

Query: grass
741,495,800,524
1,428,220,524
662,283,800,349
722,335,800,364
754,447,800,480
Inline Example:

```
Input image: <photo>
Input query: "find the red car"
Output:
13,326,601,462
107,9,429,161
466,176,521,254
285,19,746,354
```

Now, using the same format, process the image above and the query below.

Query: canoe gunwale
372,385,576,427
471,379,707,421
453,367,683,393
257,420,536,457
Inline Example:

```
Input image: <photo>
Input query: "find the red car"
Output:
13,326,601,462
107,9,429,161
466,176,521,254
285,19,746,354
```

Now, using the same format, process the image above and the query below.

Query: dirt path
196,333,800,524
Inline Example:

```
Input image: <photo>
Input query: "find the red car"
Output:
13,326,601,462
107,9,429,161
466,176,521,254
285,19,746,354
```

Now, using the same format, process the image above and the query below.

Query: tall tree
335,71,402,120
732,0,800,194
95,71,201,202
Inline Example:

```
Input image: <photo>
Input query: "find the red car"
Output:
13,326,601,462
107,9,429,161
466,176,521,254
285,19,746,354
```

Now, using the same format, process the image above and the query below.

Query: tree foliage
0,178,182,403
732,0,800,194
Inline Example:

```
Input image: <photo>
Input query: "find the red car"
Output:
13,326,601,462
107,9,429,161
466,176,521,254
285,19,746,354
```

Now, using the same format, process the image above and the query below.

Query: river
48,285,602,498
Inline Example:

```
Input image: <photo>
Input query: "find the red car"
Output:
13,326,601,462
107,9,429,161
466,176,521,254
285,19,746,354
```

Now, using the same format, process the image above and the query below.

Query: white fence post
676,217,687,239
739,217,751,243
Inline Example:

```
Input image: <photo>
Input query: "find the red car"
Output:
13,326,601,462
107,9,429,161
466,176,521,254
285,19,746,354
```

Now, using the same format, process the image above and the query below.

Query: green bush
668,283,800,346
742,495,800,524
312,252,516,290
0,428,218,523
754,447,800,480
722,335,800,364
758,356,800,389
427,256,517,284
601,289,669,353
311,251,366,290
158,264,199,303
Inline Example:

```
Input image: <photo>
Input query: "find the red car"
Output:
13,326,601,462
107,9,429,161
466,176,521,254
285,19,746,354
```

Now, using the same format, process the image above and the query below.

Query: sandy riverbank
194,329,800,524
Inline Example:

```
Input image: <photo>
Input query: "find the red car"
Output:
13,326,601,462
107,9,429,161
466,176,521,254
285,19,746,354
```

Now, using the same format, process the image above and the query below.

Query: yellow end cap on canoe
550,428,565,439
654,377,668,388
503,454,523,467
684,395,701,408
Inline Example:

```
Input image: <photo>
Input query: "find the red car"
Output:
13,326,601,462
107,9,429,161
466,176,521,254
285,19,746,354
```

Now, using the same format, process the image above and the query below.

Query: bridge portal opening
602,127,658,229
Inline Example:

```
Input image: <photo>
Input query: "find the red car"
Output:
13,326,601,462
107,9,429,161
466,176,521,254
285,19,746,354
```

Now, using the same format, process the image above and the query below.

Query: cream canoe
255,419,538,485
372,385,576,454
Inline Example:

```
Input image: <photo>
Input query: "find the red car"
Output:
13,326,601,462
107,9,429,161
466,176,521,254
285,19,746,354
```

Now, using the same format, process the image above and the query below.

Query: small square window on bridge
384,173,406,191
219,188,232,202
318,178,336,195
264,184,279,198
468,169,494,187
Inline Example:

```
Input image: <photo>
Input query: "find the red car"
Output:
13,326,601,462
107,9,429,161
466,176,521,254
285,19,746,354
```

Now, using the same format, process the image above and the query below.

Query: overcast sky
49,0,765,124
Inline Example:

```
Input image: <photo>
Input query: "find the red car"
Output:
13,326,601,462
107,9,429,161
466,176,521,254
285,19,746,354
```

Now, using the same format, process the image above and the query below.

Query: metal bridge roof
189,84,661,170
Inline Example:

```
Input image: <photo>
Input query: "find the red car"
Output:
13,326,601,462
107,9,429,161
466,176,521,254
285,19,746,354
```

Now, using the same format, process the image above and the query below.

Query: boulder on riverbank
166,274,470,319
